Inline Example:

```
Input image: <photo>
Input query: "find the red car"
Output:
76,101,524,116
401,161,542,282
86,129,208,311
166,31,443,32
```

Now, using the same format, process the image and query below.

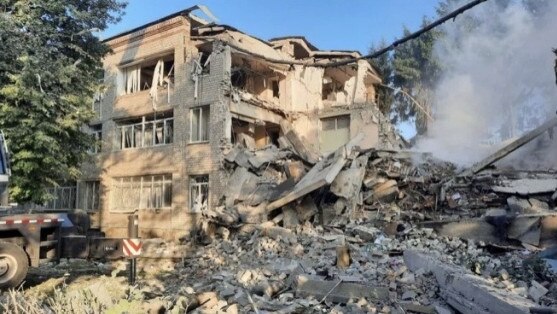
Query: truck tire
0,242,29,289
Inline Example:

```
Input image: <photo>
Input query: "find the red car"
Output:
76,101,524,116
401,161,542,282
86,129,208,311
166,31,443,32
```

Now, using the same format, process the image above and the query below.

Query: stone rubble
5,138,557,313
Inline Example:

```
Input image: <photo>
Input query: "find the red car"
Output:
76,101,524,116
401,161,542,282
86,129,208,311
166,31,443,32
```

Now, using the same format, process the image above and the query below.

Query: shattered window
111,174,172,212
320,115,351,153
199,52,211,75
190,175,209,212
122,54,175,95
190,106,210,142
116,112,173,150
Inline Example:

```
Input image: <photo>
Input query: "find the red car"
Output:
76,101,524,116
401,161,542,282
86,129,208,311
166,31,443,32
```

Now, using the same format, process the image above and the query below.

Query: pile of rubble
7,126,557,313
169,129,557,313
208,130,556,251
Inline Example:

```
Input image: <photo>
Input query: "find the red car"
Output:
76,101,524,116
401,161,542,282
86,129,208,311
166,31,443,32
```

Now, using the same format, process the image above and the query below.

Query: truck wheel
0,242,29,289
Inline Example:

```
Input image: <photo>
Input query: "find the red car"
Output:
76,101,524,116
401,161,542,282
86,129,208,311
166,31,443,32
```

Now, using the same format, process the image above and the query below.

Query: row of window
111,175,173,211
46,175,209,213
117,117,174,149
91,109,351,153
90,107,210,153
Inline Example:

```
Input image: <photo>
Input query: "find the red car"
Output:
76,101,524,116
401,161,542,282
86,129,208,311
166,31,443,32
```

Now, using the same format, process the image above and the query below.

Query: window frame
116,114,174,150
319,115,351,153
111,174,172,212
189,106,210,143
189,175,209,213
120,54,175,96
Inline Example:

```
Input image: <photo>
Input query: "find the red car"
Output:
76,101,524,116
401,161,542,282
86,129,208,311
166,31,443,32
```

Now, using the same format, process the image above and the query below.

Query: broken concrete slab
330,167,366,199
225,167,254,208
258,225,297,244
508,217,541,246
267,134,364,212
248,146,288,169
404,250,536,314
528,280,548,302
279,119,319,164
371,179,399,203
294,275,389,303
350,225,381,242
266,152,346,211
460,117,557,177
492,179,557,196
508,197,550,214
436,220,501,244
507,196,532,214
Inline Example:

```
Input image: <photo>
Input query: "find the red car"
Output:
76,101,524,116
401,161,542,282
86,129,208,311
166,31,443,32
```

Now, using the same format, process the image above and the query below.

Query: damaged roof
102,5,214,43
268,36,319,51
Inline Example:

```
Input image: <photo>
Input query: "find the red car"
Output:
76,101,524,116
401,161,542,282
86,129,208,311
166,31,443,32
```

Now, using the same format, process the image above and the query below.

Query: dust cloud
415,0,557,169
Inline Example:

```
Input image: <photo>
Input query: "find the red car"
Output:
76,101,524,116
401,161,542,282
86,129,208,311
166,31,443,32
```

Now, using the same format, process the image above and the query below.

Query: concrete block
507,196,531,214
330,167,366,199
404,250,535,314
351,225,381,242
295,275,389,303
528,280,548,302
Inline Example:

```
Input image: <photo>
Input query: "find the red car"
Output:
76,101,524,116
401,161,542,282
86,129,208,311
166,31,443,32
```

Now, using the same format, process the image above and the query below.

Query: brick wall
79,20,234,241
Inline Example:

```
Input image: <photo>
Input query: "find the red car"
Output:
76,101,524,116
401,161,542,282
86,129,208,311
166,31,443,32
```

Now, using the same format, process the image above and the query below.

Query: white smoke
415,0,557,169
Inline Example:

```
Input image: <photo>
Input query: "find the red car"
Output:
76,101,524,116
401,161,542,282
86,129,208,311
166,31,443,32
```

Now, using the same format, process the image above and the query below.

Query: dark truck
0,133,130,289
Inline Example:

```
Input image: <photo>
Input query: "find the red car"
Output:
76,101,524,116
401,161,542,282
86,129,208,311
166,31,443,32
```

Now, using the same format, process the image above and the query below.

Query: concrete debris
279,119,319,165
294,275,389,303
492,179,557,195
169,129,557,312
404,250,537,314
529,280,549,302
12,125,557,313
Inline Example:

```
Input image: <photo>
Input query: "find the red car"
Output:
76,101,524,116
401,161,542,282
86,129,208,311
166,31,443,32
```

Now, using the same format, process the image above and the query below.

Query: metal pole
128,212,138,285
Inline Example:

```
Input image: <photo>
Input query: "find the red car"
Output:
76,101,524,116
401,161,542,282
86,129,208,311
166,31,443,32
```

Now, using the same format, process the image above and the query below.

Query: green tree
0,1,126,203
369,39,394,114
391,18,441,134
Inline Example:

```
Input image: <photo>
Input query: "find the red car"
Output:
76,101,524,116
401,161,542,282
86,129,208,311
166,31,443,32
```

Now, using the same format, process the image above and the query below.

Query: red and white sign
123,238,142,257
0,218,63,225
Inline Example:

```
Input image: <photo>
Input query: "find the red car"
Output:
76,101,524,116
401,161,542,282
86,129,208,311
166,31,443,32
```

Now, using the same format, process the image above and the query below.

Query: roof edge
102,6,200,43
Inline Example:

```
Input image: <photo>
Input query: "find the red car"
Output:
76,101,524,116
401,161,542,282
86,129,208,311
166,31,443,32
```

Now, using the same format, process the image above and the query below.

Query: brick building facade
44,7,402,240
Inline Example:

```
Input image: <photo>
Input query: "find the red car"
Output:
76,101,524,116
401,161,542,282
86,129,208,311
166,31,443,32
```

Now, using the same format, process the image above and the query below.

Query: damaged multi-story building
45,6,402,239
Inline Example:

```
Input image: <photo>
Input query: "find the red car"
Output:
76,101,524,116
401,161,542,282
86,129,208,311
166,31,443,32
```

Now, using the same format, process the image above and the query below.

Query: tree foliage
0,1,126,203
369,39,394,114
372,17,441,136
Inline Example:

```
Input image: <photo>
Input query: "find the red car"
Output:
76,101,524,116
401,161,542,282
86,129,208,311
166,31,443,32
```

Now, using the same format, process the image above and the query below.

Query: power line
225,0,490,68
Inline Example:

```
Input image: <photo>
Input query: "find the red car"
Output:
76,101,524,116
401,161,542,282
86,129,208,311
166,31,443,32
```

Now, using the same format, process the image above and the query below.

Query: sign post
126,212,140,285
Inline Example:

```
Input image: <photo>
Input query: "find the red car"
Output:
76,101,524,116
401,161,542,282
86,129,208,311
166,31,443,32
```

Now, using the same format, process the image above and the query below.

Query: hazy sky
102,0,440,54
